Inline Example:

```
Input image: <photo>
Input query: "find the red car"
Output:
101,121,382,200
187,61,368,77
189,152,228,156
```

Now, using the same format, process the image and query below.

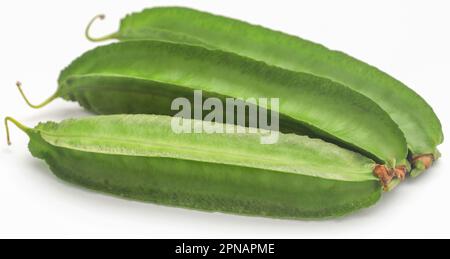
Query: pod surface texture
24,115,381,219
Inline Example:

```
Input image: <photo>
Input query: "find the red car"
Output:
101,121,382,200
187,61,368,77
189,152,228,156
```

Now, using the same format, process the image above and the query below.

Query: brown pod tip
393,165,408,181
410,154,435,178
373,165,393,191
412,154,434,169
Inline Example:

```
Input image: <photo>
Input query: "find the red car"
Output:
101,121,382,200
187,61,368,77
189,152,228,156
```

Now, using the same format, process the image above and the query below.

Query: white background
0,0,449,239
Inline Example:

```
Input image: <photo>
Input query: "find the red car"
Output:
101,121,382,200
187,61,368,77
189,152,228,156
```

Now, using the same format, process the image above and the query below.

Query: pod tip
411,154,434,178
373,164,407,191
393,165,407,181
373,165,392,190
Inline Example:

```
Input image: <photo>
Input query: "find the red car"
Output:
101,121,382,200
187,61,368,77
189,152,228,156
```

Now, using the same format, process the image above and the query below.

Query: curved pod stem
4,117,29,146
16,82,58,109
85,14,119,42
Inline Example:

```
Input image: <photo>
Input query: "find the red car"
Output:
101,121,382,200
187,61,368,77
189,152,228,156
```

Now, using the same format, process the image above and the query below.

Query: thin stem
4,117,29,146
16,81,58,109
85,14,119,42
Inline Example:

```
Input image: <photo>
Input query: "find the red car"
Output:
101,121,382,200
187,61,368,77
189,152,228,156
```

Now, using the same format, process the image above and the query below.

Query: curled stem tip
16,81,58,109
85,14,118,42
4,117,29,146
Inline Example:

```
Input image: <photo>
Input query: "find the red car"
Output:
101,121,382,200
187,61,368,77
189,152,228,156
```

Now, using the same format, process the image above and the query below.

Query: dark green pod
85,6,442,175
18,41,408,176
5,115,383,219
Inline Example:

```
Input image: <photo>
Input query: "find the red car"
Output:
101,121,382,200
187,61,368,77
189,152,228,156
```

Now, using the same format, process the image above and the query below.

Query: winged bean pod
5,115,387,219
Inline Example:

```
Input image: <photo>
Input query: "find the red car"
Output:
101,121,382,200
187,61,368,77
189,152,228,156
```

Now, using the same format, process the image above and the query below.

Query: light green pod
5,115,385,219
85,7,443,176
17,41,408,178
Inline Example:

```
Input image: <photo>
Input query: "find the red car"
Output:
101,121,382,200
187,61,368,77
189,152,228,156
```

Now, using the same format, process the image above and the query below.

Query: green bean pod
84,7,443,176
18,41,408,181
5,115,386,219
